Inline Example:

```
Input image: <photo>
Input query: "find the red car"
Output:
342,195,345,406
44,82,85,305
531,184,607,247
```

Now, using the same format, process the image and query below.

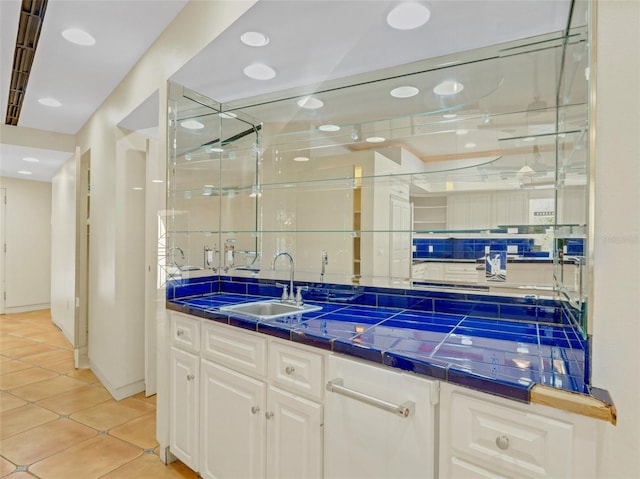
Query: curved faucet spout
272,252,295,302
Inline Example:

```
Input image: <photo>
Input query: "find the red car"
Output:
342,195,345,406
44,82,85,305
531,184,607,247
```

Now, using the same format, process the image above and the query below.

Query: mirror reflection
166,27,588,318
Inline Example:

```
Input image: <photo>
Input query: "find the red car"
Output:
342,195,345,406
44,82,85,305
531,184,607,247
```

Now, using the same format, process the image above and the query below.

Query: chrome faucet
169,246,185,265
320,250,328,282
272,252,295,302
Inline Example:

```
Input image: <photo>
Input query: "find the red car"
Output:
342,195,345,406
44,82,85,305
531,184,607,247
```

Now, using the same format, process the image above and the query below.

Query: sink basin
219,300,322,320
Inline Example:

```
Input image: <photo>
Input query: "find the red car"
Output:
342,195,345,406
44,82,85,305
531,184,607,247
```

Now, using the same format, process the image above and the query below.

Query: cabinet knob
495,435,510,450
285,366,295,375
186,374,194,381
251,406,260,415
177,329,185,337
265,411,274,420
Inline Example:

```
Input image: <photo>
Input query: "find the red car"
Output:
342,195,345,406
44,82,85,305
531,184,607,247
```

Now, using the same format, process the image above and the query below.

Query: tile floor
0,310,198,479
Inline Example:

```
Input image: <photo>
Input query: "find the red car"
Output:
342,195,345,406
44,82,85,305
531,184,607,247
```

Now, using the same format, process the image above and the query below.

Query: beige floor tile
9,375,87,402
0,392,27,413
99,454,199,479
2,472,34,479
0,360,31,376
0,418,97,465
20,349,73,368
65,367,99,383
0,337,36,352
0,367,58,390
109,412,158,450
29,435,142,479
28,332,72,348
132,391,157,405
41,357,76,374
70,397,155,431
0,404,59,440
0,456,16,477
2,343,58,360
36,385,112,416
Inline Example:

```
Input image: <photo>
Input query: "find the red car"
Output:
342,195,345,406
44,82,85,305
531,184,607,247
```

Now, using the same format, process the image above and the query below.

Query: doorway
75,150,90,368
0,188,5,314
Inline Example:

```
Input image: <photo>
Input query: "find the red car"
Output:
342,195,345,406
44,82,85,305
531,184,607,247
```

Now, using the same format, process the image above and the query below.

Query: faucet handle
295,286,309,305
276,283,288,301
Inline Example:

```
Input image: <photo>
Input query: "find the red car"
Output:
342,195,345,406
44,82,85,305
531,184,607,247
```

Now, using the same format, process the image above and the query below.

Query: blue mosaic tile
434,299,500,318
256,320,292,340
383,352,448,379
447,367,532,403
332,339,385,363
171,281,214,299
290,330,333,351
499,304,540,321
220,281,249,295
376,294,433,311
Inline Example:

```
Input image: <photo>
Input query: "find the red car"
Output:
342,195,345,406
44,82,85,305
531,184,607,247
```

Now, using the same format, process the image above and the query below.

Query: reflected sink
219,300,322,320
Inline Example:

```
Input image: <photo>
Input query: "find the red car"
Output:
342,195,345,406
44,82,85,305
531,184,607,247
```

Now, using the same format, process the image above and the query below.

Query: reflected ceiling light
518,165,535,175
38,97,61,107
152,179,164,183
455,129,468,135
219,112,237,119
184,154,192,161
523,136,535,142
390,86,419,98
297,96,324,109
387,2,431,30
132,187,143,191
293,156,310,162
240,31,270,47
433,80,464,96
181,119,204,130
318,124,341,132
62,28,96,46
208,147,224,153
366,136,386,143
18,170,32,175
464,142,476,148
22,157,39,163
461,337,473,346
243,63,276,80
442,113,457,119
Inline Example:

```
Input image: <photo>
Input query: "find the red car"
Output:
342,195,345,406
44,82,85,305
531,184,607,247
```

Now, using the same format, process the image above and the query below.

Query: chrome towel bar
326,378,414,418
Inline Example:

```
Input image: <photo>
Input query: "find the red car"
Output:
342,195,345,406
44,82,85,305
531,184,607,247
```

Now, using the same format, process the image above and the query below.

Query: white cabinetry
324,354,439,479
169,313,201,471
447,193,493,230
439,383,597,479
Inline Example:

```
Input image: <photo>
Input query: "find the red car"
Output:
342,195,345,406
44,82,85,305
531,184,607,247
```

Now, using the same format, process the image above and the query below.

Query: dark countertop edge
166,299,613,422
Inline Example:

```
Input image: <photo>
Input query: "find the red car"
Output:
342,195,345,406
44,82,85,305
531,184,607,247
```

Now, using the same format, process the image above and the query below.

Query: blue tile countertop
166,277,600,406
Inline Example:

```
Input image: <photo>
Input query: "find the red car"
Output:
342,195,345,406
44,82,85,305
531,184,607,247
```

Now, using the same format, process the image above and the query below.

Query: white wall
50,156,77,342
592,1,640,477
0,176,52,312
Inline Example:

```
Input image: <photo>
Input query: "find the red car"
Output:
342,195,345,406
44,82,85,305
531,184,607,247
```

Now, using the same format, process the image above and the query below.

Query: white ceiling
1,0,575,182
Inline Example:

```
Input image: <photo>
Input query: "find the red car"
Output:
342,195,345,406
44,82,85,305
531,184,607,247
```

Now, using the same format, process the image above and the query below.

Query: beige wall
592,0,640,477
0,177,52,312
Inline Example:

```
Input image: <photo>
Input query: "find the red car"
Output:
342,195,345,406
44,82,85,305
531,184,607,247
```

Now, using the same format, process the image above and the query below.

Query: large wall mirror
167,9,589,331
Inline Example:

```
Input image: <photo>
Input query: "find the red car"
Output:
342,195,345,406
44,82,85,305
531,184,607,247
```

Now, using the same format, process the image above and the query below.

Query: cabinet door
266,385,323,479
200,359,266,479
170,346,199,471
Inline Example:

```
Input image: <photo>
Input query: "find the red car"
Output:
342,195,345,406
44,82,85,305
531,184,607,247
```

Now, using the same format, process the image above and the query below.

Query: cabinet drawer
450,392,574,478
171,313,201,353
269,340,323,400
201,321,267,378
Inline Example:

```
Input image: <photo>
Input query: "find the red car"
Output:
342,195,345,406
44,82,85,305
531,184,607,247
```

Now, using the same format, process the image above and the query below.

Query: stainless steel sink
219,300,322,320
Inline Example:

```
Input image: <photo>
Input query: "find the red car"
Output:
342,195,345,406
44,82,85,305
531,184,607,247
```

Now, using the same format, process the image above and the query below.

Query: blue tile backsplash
167,275,589,401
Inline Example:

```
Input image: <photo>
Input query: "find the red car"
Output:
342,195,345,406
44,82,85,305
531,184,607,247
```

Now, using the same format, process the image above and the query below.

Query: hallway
0,310,197,478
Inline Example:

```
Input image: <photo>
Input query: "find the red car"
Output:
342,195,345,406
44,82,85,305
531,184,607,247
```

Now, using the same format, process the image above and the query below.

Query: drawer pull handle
326,378,414,418
177,329,185,337
265,411,274,420
496,435,510,450
251,406,260,415
285,366,295,375
186,374,194,381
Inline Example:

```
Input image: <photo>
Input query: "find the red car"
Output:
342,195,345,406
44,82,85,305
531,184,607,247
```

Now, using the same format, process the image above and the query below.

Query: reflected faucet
320,250,328,282
169,246,185,265
272,252,295,302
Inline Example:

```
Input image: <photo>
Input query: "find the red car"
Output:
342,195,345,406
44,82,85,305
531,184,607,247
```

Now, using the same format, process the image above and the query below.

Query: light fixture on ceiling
240,31,270,47
433,80,464,96
318,124,340,132
181,119,204,130
293,156,310,162
464,142,476,149
208,147,225,153
22,157,39,163
366,137,386,143
152,179,164,183
38,97,62,107
297,96,324,109
442,113,457,119
387,2,431,30
455,129,468,135
132,187,143,191
219,112,237,119
62,28,96,46
243,63,276,80
18,170,33,175
390,86,419,98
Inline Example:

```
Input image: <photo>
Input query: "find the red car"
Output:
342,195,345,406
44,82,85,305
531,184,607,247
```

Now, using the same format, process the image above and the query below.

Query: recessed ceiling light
442,113,457,119
38,97,62,107
219,112,237,119
152,179,164,183
22,157,39,163
181,120,204,130
387,2,431,30
455,129,468,135
390,86,419,98
18,170,32,175
464,142,476,148
433,80,464,96
132,187,143,191
293,156,310,162
366,137,386,143
318,124,341,132
297,96,324,110
243,63,276,80
240,31,270,47
62,28,96,46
